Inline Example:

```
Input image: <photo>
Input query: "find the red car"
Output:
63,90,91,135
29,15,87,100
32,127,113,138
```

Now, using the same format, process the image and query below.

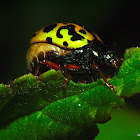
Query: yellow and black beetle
26,22,122,92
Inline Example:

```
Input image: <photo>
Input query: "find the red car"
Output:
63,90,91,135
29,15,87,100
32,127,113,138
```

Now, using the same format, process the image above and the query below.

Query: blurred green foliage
96,107,140,140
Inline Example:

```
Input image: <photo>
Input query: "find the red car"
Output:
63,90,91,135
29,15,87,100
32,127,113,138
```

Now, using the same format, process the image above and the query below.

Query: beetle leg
63,64,81,71
78,80,87,84
62,70,71,89
62,64,80,89
41,60,61,70
34,63,42,76
92,64,116,92
34,60,61,76
108,58,124,79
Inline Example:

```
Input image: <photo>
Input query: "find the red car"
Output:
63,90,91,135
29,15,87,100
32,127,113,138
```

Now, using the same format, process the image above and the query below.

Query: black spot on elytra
43,24,57,33
46,37,52,44
79,29,86,34
56,24,84,41
57,32,63,38
63,41,68,46
88,40,92,44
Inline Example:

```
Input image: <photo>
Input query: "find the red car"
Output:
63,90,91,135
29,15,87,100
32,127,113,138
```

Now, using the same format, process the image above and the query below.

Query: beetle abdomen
26,43,72,72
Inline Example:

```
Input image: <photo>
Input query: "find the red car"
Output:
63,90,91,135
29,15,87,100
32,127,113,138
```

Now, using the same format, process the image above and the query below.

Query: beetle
26,22,122,92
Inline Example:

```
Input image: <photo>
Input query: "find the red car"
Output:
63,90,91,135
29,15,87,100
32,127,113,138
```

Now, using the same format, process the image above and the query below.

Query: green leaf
0,47,140,140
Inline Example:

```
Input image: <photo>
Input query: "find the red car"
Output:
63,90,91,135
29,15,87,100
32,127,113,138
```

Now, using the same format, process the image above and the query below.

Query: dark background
0,0,140,139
